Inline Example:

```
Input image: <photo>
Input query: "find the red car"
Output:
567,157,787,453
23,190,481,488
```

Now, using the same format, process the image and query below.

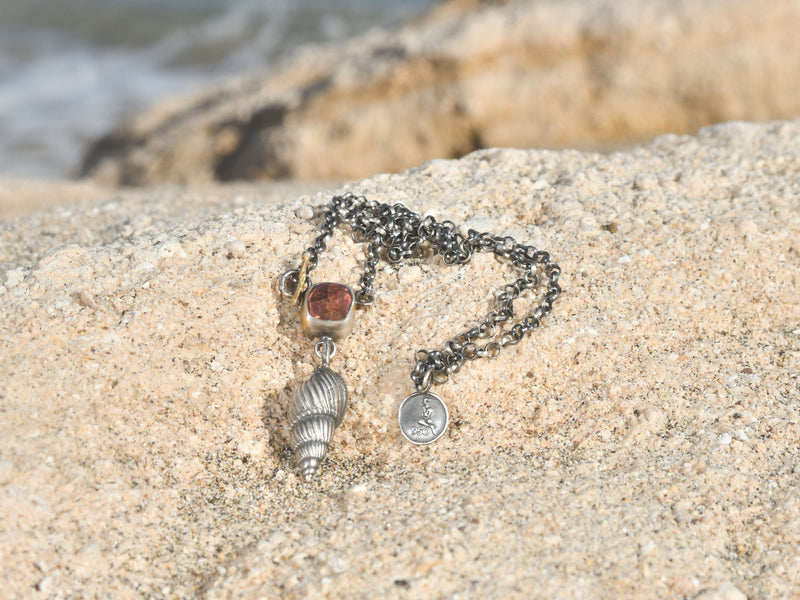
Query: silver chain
281,193,561,392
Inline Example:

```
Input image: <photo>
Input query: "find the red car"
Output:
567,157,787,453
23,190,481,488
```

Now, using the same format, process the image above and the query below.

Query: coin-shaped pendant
398,392,449,444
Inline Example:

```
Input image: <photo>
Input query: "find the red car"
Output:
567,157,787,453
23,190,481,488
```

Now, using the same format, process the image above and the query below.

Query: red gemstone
306,283,353,322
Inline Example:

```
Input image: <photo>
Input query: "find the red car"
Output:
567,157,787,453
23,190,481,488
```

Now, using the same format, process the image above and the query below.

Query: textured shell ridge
290,414,336,447
288,366,349,480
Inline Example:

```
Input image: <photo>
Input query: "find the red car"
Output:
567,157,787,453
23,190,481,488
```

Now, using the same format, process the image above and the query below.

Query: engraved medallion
398,392,449,444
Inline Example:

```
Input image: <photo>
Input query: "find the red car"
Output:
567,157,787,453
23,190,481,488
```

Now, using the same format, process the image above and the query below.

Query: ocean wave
0,0,433,178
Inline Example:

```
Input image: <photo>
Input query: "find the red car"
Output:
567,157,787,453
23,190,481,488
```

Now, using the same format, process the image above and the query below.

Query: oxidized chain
282,192,561,391
279,192,561,480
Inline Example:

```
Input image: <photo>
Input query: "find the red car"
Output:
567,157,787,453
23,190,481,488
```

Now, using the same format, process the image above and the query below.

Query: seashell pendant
288,366,348,481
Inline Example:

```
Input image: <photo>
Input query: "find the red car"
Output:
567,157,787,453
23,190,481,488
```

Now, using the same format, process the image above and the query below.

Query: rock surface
81,0,800,186
0,177,110,221
2,120,800,597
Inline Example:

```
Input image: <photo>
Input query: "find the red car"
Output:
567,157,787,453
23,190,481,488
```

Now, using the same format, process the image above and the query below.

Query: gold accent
291,253,311,306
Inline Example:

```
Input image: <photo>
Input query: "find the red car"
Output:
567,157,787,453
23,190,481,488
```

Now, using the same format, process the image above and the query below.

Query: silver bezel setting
301,282,355,339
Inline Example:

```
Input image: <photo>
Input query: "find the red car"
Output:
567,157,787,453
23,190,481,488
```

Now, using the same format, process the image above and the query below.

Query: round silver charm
398,392,449,444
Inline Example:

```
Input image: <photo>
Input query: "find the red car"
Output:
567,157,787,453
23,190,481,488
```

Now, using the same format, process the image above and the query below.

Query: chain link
282,193,561,391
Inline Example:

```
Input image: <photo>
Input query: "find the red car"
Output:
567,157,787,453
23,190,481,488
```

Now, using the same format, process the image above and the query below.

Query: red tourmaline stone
306,283,353,321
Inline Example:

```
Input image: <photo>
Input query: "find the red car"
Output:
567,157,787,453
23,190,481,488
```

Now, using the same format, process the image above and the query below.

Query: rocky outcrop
81,0,800,186
3,120,800,597
0,177,109,220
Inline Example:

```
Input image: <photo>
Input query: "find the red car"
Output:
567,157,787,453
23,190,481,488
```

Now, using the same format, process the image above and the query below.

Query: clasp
279,269,313,304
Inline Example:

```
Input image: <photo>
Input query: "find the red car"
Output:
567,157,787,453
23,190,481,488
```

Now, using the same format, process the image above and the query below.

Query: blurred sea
0,0,435,179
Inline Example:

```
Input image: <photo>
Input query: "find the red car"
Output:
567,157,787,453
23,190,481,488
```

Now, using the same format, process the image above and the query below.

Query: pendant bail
314,336,336,367
416,368,434,393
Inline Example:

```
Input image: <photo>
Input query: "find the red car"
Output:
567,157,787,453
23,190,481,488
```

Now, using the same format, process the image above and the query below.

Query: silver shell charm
288,366,348,481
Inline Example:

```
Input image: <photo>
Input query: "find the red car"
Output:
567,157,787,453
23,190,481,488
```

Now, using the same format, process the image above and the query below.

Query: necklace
279,193,561,481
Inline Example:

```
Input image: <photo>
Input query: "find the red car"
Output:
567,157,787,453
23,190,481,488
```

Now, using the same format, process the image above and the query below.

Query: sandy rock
695,582,749,600
0,179,332,270
0,177,110,221
2,120,800,597
81,0,800,186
